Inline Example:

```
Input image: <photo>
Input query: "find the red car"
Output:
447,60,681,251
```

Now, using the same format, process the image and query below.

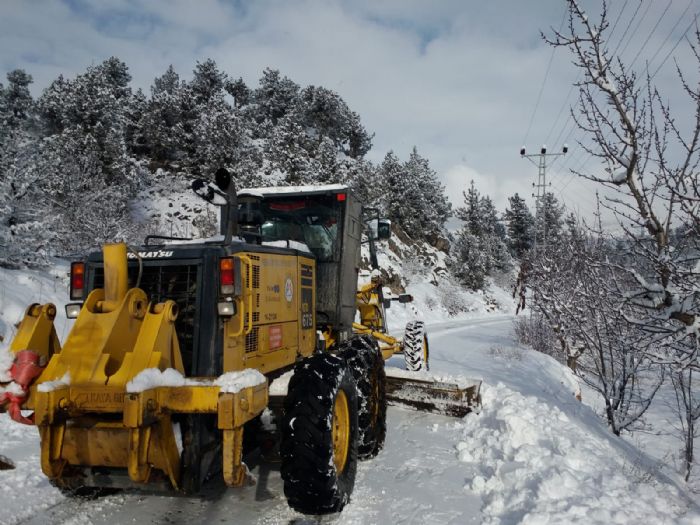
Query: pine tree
504,193,534,258
456,180,483,237
252,68,300,131
190,59,226,104
403,147,450,240
2,69,34,130
140,65,185,164
451,180,511,288
0,70,50,268
539,192,564,247
267,110,312,185
193,93,241,178
225,77,251,108
450,232,488,290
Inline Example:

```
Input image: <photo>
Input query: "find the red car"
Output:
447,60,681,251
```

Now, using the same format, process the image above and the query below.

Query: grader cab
0,180,480,514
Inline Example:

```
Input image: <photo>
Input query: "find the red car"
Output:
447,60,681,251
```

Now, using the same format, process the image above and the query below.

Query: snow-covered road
1,315,699,525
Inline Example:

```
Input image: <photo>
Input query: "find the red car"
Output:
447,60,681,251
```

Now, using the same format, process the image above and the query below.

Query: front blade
385,368,482,418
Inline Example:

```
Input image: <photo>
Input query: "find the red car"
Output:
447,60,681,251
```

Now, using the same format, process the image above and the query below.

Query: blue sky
1,0,697,225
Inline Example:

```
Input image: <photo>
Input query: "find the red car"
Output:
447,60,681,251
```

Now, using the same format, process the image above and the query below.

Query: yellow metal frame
9,303,61,363
353,279,402,360
11,243,270,490
33,381,268,488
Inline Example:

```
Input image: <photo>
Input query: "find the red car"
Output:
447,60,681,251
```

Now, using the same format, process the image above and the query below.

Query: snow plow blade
384,368,482,418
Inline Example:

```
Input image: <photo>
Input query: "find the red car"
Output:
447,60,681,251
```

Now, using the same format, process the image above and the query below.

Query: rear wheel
281,353,359,515
404,321,429,371
340,335,387,459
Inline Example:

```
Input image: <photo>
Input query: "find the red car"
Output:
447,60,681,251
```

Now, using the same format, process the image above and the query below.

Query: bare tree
545,0,700,478
527,214,662,435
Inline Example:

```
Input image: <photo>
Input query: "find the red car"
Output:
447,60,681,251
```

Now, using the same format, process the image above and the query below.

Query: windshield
259,195,343,262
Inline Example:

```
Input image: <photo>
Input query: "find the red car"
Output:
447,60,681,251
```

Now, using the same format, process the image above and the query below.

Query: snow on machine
0,177,480,514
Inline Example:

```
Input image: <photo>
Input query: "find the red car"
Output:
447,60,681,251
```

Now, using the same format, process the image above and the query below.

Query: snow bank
125,368,200,393
269,370,294,396
214,369,266,394
456,381,694,524
0,262,73,383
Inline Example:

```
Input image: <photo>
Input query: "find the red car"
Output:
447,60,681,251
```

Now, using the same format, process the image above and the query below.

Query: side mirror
215,167,231,191
383,299,391,309
398,293,413,304
377,219,391,240
192,179,228,206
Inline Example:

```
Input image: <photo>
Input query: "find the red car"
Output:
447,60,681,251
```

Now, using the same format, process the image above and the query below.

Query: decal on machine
284,277,294,302
301,288,313,329
127,250,173,259
269,325,283,349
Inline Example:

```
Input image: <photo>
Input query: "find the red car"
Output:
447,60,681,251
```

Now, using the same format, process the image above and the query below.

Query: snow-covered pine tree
194,94,242,178
0,70,52,268
139,65,187,167
252,69,300,134
538,192,564,246
267,109,312,185
404,147,450,241
450,232,488,290
504,192,534,258
456,180,482,237
380,148,449,242
225,77,251,109
36,130,136,253
480,195,511,272
190,59,226,105
450,180,510,288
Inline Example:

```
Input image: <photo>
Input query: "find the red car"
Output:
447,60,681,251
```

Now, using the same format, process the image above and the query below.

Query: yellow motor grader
0,176,480,514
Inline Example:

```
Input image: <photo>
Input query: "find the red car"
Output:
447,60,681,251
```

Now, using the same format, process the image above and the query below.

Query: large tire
340,336,387,459
281,353,359,515
404,320,429,371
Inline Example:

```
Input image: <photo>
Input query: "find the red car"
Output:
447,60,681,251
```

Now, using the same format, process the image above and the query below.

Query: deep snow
0,253,698,524
1,314,698,524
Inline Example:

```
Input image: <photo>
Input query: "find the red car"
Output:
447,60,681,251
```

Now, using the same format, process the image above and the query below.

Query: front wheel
403,320,429,371
340,335,387,459
281,353,359,515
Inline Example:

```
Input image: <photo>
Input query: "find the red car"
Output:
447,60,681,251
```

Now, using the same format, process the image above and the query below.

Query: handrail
230,255,254,338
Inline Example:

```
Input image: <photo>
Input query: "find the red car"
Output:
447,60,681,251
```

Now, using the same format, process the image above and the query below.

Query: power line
617,0,654,59
544,81,577,146
608,0,631,41
650,12,699,79
522,6,567,146
645,0,693,69
628,0,672,69
610,0,645,58
543,0,633,163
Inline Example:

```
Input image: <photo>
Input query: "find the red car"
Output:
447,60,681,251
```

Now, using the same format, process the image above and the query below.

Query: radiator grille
252,265,260,289
245,327,259,353
92,263,199,375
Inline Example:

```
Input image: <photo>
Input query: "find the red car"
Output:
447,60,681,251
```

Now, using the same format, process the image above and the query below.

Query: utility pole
520,144,568,255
